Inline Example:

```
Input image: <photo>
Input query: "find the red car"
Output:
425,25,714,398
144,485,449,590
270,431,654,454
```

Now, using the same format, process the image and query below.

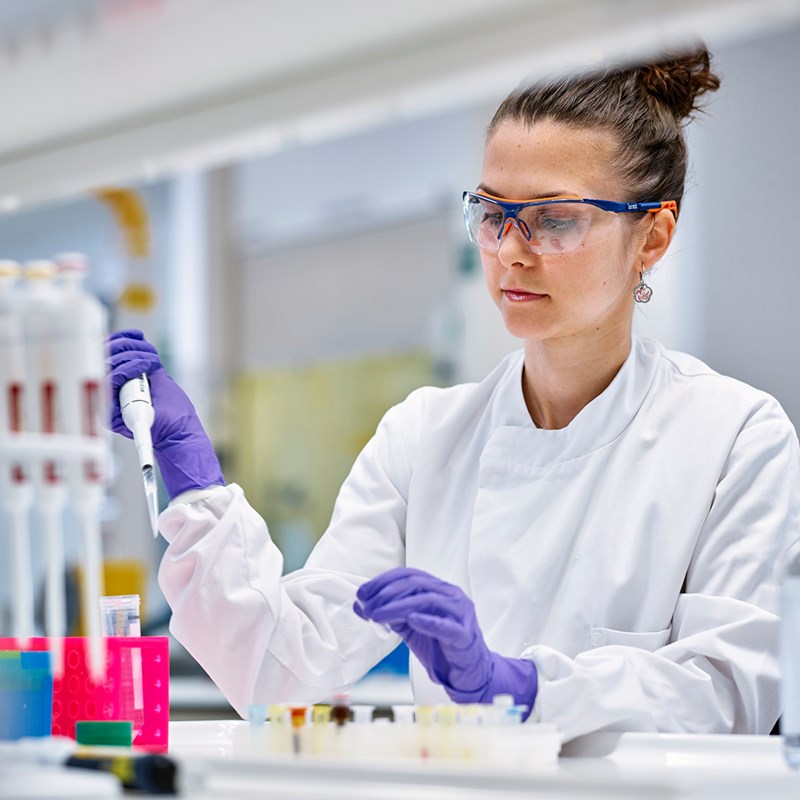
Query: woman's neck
522,325,632,430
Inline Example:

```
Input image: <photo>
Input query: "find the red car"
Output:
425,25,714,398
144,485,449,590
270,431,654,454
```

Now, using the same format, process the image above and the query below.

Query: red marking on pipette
82,381,102,482
9,383,22,431
8,383,26,482
42,381,60,483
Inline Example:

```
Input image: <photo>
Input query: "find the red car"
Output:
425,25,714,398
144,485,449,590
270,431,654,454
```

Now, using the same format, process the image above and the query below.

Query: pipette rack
0,636,170,751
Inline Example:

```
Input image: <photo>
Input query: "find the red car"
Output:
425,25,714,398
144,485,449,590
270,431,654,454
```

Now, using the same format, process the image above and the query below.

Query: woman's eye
481,211,503,228
539,215,578,232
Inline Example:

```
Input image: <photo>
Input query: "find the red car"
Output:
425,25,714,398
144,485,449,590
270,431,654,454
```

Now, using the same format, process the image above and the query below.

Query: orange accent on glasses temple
476,191,582,203
647,200,678,216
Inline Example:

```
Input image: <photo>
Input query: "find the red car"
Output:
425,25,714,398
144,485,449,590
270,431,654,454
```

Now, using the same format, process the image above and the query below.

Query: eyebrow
475,183,578,200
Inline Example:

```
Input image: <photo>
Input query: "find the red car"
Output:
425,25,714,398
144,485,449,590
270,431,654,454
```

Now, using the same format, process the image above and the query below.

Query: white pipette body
21,261,64,646
119,374,159,537
50,254,108,676
48,254,109,679
119,374,154,468
0,261,35,643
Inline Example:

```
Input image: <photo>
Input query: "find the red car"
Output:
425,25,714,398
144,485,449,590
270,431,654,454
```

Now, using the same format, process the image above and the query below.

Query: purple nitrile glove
106,329,224,500
354,567,537,715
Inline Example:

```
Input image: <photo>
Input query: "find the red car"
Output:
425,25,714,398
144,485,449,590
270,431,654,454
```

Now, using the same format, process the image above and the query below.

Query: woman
107,46,800,742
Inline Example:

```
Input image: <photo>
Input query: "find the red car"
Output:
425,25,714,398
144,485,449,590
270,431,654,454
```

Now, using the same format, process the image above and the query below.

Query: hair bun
639,46,721,121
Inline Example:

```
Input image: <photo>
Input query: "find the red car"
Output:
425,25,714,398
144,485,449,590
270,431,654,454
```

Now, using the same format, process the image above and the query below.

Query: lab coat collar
485,335,659,466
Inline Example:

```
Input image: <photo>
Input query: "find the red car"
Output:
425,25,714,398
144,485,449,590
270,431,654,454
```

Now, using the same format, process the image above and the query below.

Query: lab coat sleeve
157,396,419,717
527,399,800,742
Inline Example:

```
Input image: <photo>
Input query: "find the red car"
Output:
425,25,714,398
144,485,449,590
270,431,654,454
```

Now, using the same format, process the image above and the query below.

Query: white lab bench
168,720,800,799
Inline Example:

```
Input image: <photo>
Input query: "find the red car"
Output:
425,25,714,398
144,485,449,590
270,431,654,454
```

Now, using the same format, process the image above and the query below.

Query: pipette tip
143,465,159,537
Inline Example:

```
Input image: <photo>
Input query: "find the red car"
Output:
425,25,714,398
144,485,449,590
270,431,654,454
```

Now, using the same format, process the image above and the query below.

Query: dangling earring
633,264,653,304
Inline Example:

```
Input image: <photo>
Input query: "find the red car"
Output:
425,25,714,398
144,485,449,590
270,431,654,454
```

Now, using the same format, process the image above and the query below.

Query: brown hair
488,46,721,212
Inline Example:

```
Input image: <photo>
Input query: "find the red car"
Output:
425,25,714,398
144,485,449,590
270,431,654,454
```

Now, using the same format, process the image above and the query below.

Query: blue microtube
0,650,53,740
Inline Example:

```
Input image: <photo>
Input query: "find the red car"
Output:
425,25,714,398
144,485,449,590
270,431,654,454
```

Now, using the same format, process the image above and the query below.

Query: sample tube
288,705,307,755
310,704,332,757
415,705,435,760
246,704,267,726
268,704,290,755
331,696,350,727
390,704,416,759
437,704,458,760
486,693,514,725
458,704,482,762
99,594,141,637
99,594,143,740
351,704,375,725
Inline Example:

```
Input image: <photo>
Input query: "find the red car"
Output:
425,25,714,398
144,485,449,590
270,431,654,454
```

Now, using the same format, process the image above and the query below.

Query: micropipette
51,253,110,680
0,261,35,643
119,374,159,537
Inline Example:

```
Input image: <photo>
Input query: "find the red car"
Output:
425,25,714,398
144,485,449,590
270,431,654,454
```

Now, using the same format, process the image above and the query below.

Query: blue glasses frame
463,191,677,250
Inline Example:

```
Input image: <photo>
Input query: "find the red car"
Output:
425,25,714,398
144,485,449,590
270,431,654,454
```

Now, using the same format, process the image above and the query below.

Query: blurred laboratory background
1,0,798,719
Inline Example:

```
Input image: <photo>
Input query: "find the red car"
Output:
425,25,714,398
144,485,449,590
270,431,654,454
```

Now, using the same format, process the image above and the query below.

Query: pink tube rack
0,636,169,751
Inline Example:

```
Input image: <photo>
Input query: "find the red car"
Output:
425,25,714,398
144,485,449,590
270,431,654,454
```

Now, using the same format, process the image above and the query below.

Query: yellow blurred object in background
118,282,158,313
94,188,151,258
94,186,157,313
231,351,436,570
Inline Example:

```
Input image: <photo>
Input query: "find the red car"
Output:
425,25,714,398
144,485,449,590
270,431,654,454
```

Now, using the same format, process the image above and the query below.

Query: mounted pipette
119,374,159,537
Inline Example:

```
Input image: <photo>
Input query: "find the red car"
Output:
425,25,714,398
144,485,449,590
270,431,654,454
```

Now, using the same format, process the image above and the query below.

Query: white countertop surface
168,720,800,799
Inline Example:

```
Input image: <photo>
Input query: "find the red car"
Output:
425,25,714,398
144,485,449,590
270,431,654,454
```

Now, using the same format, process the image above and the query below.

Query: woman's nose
500,217,530,242
497,219,538,266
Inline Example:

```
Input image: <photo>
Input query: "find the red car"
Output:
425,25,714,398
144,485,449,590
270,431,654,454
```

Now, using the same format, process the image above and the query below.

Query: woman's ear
638,208,677,269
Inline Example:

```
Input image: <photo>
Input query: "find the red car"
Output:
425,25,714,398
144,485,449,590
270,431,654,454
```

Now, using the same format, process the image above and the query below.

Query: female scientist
107,46,800,742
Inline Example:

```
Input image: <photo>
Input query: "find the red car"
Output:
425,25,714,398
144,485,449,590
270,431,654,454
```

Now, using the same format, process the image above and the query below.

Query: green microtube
75,720,133,747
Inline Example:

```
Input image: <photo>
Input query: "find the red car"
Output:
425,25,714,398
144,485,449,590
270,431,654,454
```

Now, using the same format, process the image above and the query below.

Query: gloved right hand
355,568,537,714
106,329,225,499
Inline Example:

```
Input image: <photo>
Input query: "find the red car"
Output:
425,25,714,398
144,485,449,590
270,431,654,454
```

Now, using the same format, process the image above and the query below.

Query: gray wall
692,27,800,427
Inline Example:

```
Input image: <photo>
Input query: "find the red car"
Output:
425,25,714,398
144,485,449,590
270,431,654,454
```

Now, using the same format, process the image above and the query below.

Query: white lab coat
158,337,800,742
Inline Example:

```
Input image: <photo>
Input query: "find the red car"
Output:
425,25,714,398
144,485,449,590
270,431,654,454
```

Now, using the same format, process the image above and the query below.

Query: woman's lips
502,289,548,302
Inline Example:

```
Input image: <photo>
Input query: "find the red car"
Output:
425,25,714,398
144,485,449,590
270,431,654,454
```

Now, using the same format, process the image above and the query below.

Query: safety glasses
463,191,677,255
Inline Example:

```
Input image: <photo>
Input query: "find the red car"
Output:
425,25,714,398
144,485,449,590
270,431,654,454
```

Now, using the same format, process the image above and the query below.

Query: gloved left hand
106,329,224,500
354,568,537,715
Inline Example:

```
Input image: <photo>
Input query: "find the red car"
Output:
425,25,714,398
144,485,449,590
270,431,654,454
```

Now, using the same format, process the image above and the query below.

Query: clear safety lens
463,194,618,255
